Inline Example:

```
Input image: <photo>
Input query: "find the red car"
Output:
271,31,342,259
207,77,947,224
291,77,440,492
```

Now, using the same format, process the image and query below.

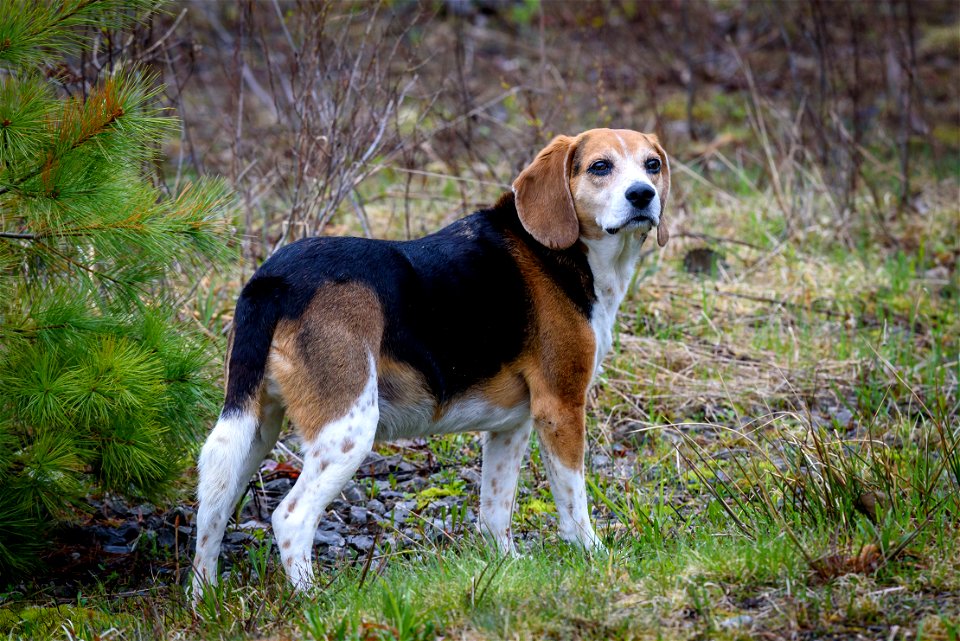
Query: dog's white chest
584,233,646,376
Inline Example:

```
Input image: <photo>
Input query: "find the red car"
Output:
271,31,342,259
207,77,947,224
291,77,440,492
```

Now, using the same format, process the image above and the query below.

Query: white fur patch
538,439,603,549
593,168,660,234
479,420,532,553
272,352,380,591
192,399,283,600
377,396,530,441
582,232,648,376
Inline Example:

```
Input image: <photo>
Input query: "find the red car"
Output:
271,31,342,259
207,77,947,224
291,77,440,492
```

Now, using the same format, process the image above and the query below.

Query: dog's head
513,128,671,250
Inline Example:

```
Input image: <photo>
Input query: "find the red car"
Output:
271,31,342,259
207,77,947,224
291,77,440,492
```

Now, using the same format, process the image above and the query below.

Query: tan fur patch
266,282,384,441
477,366,529,409
377,357,431,406
513,135,581,250
509,232,596,470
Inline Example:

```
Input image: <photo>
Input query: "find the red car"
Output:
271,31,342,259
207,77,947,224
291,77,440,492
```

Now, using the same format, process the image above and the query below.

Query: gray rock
346,535,375,553
224,530,255,545
157,530,176,548
367,499,386,514
349,506,369,525
341,482,365,502
317,519,344,533
592,454,611,467
718,614,753,629
262,478,293,494
314,530,345,547
328,546,351,560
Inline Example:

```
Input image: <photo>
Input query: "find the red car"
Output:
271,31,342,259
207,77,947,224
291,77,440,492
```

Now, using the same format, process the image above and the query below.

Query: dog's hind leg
191,392,283,599
479,419,532,554
272,351,380,591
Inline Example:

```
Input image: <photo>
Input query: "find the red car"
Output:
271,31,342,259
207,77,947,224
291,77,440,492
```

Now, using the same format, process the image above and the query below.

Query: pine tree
0,0,233,576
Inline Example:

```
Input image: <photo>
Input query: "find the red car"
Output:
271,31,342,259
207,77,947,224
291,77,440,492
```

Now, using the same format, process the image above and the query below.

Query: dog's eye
588,160,612,175
645,158,662,174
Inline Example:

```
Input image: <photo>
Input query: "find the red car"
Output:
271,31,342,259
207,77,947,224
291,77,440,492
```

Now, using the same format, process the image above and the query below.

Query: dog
191,128,670,596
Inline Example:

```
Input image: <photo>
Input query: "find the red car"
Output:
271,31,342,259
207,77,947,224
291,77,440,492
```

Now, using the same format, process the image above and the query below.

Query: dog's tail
221,275,287,417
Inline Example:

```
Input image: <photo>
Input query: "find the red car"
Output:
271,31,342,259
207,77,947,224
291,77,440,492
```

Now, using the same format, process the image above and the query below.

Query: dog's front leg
532,397,604,550
479,420,532,553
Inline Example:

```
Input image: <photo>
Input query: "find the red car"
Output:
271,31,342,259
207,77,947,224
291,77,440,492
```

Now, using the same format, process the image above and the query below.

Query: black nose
625,183,656,209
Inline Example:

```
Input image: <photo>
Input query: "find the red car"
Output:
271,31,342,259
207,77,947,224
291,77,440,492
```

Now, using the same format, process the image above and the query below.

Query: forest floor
2,3,959,640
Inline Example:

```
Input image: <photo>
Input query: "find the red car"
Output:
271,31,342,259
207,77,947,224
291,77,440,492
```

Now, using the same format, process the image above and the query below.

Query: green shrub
0,0,233,577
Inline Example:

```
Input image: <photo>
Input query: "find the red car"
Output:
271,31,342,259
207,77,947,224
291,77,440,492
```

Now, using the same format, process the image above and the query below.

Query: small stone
102,545,129,554
317,519,344,533
346,535,375,553
314,530,345,547
262,478,294,494
325,545,349,560
91,525,126,546
224,531,254,545
404,476,427,490
157,530,176,548
349,506,369,525
460,469,481,485
718,614,753,629
134,503,155,515
592,454,611,467
341,482,365,502
386,506,411,524
367,499,386,514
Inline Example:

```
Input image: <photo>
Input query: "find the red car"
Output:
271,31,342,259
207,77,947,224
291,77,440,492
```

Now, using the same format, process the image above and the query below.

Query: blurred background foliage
140,0,959,264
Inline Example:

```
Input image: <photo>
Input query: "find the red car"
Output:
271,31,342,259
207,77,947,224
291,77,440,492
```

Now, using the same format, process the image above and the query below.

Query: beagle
191,128,670,595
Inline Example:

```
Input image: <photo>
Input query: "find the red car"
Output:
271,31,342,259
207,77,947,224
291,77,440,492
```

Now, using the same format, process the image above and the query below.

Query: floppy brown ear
512,135,580,250
651,136,671,248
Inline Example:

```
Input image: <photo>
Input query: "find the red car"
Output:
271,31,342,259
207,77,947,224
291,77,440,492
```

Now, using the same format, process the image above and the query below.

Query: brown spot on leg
283,540,291,549
200,534,209,546
320,459,330,471
491,478,499,492
287,498,298,512
341,438,355,453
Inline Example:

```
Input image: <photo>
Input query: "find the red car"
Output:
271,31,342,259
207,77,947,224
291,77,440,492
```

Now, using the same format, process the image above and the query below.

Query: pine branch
0,230,35,239
0,0,154,69
1,72,168,198
34,237,148,294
